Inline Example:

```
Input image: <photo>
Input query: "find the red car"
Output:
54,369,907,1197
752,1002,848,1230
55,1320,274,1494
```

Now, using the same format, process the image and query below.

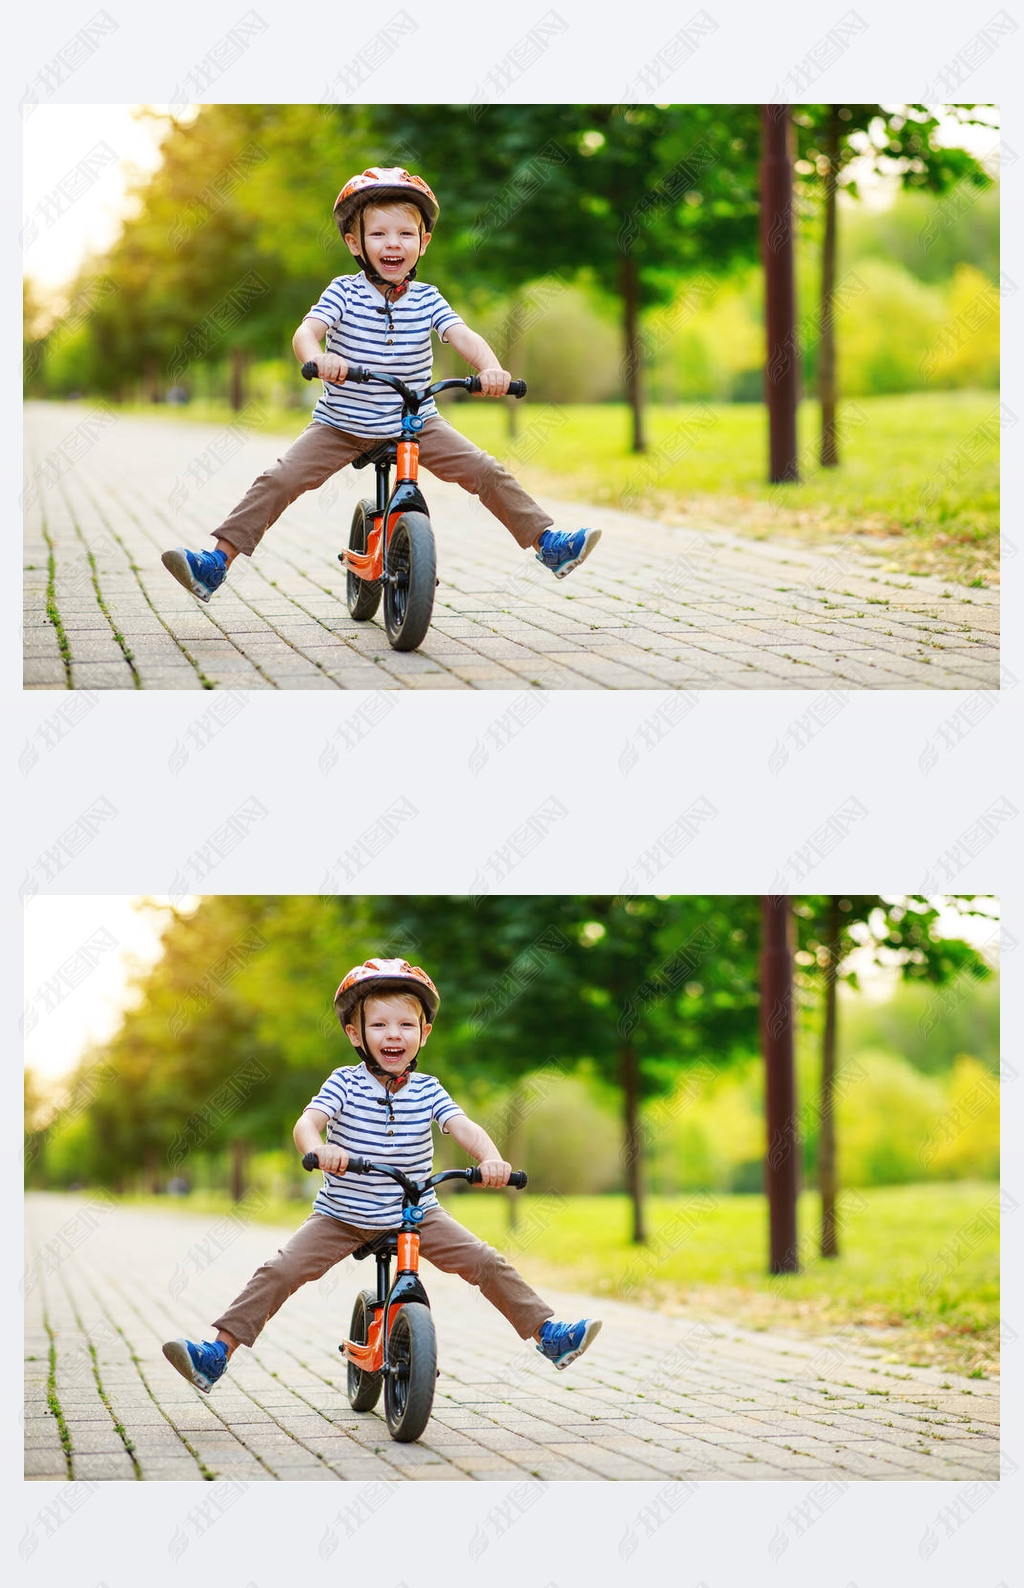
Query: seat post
375,1248,391,1303
375,460,390,516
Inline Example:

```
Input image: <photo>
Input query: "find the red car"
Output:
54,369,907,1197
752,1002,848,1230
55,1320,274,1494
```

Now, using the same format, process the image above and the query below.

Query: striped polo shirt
307,1062,465,1227
305,272,464,437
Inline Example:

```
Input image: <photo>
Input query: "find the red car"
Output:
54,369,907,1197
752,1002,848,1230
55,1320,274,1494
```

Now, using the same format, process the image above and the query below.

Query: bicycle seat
352,441,397,471
352,1231,399,1260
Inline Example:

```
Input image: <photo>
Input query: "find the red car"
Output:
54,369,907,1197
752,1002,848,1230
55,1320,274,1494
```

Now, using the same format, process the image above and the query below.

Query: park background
24,894,1000,1375
22,102,1001,586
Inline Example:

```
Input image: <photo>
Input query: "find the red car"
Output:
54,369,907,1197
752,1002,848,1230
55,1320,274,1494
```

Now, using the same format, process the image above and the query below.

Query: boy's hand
315,1144,350,1175
476,1157,512,1188
476,366,511,397
315,354,349,385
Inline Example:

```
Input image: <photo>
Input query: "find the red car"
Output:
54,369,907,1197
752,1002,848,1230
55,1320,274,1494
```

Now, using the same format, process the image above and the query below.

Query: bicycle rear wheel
383,1302,436,1442
346,1288,383,1412
382,511,436,652
346,498,382,621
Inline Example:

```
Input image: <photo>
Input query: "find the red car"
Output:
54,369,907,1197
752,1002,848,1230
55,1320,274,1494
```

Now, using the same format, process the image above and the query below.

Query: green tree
793,895,994,1256
363,894,763,1243
357,105,762,451
792,105,996,464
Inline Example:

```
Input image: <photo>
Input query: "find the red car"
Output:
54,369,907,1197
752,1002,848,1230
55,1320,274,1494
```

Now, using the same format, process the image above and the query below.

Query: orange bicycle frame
342,438,424,583
342,1227,422,1373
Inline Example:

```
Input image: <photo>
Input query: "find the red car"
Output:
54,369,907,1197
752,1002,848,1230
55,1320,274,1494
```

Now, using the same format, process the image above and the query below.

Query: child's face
346,992,431,1076
345,202,430,284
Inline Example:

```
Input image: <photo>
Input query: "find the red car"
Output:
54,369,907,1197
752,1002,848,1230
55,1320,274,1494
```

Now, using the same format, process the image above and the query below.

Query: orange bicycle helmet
334,958,440,1025
333,167,440,237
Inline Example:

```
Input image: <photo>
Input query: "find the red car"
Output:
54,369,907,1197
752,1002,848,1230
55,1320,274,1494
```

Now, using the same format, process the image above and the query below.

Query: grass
106,388,999,584
115,1179,998,1376
453,1181,999,1377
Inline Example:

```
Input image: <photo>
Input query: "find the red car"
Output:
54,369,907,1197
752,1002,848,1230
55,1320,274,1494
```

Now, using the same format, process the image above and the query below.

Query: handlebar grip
468,1168,528,1188
301,362,370,384
465,377,527,398
302,1152,371,1174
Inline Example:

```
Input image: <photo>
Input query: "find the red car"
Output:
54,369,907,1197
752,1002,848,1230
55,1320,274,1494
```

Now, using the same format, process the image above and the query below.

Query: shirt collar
360,1060,412,1095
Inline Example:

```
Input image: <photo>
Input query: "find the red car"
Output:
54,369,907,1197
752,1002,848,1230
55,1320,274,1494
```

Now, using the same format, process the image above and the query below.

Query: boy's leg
416,416,553,551
209,1213,364,1347
211,422,366,558
417,1207,554,1340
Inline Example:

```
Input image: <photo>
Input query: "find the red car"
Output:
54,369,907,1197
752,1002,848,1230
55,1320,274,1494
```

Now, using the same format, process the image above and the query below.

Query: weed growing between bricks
41,527,72,688
44,1327,73,1478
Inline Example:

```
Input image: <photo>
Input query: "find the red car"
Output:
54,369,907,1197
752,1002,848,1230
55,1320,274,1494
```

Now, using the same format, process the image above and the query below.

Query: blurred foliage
25,895,996,1206
23,103,997,418
841,971,999,1075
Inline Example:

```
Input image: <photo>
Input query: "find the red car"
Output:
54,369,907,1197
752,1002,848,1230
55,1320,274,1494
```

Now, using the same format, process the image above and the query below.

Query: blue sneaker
161,546,228,603
162,1337,229,1393
534,527,602,580
536,1317,602,1370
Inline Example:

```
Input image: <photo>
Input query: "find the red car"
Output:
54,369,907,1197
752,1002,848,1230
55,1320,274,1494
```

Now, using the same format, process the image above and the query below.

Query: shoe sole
552,1318,603,1370
161,548,214,604
552,528,602,581
162,1338,216,1393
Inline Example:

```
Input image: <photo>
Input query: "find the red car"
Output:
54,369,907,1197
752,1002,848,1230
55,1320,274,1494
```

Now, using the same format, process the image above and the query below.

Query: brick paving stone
71,1453,138,1479
23,402,998,690
26,1193,999,1482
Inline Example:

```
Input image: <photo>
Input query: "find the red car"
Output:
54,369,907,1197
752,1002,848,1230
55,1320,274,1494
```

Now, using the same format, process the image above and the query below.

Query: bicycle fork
342,1227,430,1377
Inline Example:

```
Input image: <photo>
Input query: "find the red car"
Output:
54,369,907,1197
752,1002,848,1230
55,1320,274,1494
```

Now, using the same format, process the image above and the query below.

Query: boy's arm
445,1113,511,1187
293,1107,349,1174
292,317,348,384
443,323,510,397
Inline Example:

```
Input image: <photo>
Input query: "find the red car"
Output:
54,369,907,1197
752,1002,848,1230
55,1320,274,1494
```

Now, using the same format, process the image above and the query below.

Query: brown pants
213,415,553,555
212,1207,554,1346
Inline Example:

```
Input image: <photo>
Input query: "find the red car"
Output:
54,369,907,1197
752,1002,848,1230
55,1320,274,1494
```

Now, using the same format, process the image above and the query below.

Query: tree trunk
761,895,799,1273
501,294,522,442
760,104,800,484
229,347,248,412
230,1137,248,1202
504,1083,524,1234
621,1045,646,1244
142,356,160,405
620,254,646,454
819,106,840,467
820,895,840,1257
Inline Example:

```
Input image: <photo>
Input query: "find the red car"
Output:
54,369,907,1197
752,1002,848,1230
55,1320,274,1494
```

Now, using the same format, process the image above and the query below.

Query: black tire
383,511,436,652
347,498,382,621
383,1302,436,1442
346,1288,383,1412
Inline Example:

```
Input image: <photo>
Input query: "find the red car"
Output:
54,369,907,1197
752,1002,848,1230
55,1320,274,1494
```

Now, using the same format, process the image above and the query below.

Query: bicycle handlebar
301,361,526,400
301,1151,526,1190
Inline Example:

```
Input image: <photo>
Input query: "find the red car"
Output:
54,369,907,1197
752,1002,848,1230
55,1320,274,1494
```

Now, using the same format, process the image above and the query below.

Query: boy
161,166,601,603
163,957,601,1392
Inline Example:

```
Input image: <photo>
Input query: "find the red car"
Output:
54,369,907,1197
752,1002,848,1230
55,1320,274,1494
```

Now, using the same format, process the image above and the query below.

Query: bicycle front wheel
383,1302,436,1442
346,1288,383,1412
383,512,436,652
347,498,382,621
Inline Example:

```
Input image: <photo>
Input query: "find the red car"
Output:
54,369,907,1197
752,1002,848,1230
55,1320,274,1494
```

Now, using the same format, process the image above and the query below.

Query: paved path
24,402,998,690
25,1194,998,1482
